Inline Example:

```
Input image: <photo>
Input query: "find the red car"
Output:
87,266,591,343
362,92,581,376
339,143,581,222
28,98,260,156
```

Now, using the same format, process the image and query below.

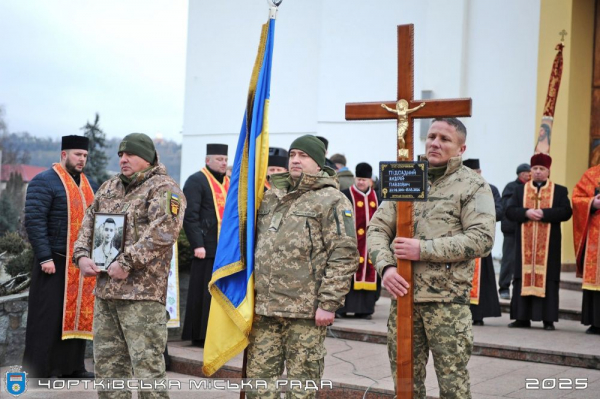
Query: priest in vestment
572,165,600,335
506,153,572,330
336,162,380,319
463,159,502,325
182,144,229,346
23,135,98,378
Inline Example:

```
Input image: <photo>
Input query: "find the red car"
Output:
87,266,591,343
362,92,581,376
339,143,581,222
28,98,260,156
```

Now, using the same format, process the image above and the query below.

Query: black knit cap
516,163,531,174
61,135,89,151
289,135,326,168
207,144,228,156
355,162,373,178
463,158,480,170
268,147,288,169
118,133,156,164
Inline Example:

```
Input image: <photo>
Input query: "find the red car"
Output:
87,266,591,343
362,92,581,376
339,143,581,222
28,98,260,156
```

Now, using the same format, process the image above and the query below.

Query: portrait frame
91,213,126,271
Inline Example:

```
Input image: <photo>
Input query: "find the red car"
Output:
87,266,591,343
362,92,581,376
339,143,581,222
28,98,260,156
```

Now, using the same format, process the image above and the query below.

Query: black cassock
23,255,87,377
470,183,502,321
181,167,226,344
506,181,572,322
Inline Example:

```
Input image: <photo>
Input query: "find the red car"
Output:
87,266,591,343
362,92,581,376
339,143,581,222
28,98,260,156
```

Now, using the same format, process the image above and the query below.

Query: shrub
0,231,27,255
5,247,34,277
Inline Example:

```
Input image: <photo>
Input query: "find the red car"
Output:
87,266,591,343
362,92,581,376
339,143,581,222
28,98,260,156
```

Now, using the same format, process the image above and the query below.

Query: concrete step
498,285,582,321
332,297,599,370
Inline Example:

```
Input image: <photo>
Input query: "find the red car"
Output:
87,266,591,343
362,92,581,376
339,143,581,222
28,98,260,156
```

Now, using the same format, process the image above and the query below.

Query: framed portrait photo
91,213,126,271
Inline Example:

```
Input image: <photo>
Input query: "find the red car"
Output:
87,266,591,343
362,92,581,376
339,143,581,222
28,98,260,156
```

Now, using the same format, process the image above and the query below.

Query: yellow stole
521,180,554,297
53,164,95,340
201,167,230,235
469,258,481,305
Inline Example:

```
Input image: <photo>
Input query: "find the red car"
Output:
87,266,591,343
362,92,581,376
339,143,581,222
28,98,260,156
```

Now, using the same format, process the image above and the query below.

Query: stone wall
0,292,28,367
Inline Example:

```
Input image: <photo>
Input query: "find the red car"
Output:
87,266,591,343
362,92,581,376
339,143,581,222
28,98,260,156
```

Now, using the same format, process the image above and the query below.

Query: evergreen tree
0,194,18,235
81,113,110,184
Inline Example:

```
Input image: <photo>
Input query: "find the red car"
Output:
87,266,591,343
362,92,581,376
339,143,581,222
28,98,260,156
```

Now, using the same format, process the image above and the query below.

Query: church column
536,0,594,264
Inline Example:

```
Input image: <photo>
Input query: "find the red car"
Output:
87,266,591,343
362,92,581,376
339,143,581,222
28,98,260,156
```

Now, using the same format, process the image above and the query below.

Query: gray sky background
0,0,188,143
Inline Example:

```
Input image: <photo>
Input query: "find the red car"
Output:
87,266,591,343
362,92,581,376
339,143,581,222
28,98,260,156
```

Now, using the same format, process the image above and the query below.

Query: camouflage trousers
246,315,326,399
388,300,473,399
93,297,169,399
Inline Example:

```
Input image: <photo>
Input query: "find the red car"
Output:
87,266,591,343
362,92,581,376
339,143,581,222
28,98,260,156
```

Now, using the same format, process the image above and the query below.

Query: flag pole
237,2,280,395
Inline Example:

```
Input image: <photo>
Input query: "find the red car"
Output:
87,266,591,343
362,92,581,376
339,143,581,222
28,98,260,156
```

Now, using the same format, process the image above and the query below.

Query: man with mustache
74,133,185,398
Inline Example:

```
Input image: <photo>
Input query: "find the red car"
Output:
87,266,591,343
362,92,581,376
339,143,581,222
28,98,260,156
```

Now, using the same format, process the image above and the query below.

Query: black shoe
585,326,600,335
543,322,555,331
473,320,484,326
67,370,95,379
499,291,510,300
192,339,205,347
508,320,531,328
335,312,347,319
354,313,373,320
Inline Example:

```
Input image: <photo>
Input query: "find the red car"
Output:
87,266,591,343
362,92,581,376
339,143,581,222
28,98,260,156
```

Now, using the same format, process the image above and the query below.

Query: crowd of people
20,118,600,397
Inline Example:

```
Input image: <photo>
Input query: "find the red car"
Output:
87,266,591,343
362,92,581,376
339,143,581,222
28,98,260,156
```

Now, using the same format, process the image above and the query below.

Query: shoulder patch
169,192,180,216
344,209,353,218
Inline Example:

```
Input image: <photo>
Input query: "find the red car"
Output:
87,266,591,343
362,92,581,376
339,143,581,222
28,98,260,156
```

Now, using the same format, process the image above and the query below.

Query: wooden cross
345,24,471,397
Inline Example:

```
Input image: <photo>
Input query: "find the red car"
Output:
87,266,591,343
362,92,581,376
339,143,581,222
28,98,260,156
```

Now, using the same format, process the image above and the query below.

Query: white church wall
462,0,541,257
182,0,542,257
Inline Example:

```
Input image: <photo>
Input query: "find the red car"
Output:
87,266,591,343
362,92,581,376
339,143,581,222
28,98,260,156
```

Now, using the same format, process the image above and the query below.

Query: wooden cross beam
345,24,471,398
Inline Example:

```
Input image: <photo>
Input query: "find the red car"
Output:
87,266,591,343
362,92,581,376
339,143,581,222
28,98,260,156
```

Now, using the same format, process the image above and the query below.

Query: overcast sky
0,0,188,143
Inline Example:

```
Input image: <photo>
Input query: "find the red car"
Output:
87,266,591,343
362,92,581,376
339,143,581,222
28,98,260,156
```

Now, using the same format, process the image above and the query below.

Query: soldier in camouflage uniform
74,133,186,399
247,135,359,399
367,119,496,399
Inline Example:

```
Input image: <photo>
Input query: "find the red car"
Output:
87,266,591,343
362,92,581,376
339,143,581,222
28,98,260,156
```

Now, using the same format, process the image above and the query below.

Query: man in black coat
23,135,98,378
182,143,229,346
498,163,531,299
463,159,502,326
506,153,572,330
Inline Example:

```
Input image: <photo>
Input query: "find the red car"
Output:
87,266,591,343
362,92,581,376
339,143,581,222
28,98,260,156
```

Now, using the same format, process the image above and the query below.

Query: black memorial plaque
379,161,428,201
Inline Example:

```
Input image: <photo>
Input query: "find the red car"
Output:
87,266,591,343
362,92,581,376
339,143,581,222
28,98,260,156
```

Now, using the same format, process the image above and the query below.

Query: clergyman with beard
181,143,230,346
23,135,98,378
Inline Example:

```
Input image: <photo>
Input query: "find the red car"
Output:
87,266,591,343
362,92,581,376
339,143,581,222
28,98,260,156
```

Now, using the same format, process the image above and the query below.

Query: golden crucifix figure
382,99,426,153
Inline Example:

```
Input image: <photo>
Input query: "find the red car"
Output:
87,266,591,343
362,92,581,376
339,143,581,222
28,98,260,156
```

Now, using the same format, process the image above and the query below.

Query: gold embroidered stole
53,164,95,340
470,258,481,305
349,185,379,290
521,180,554,297
201,167,230,236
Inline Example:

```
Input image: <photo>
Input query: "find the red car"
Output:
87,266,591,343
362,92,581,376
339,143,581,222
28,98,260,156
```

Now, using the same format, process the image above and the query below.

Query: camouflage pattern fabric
254,167,359,318
388,300,473,399
367,157,496,304
73,161,186,305
94,298,168,399
246,315,326,399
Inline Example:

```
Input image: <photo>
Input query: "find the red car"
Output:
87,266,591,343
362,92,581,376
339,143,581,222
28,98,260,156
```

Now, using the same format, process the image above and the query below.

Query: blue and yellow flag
202,14,276,376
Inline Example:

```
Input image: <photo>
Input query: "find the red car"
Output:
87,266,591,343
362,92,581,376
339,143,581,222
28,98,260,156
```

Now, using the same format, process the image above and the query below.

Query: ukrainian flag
202,14,276,376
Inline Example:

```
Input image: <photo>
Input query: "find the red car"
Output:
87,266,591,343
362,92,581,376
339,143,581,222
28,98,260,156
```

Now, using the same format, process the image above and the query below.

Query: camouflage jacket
73,162,186,305
367,156,495,304
254,168,359,318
